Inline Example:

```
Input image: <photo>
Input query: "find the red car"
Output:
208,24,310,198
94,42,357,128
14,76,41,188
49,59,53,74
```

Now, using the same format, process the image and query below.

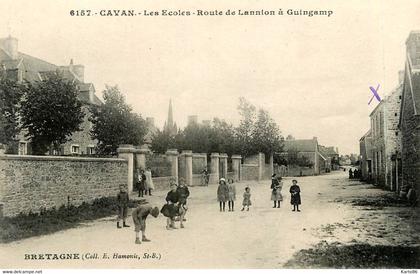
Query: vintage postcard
0,0,419,271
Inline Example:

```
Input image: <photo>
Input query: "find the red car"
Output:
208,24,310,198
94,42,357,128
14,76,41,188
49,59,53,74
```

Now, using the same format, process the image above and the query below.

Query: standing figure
176,177,190,228
217,178,229,212
349,168,354,179
132,205,159,244
227,179,237,211
241,187,252,211
202,168,209,186
290,179,301,212
145,167,155,195
137,169,146,197
271,174,283,208
117,184,130,228
161,182,180,230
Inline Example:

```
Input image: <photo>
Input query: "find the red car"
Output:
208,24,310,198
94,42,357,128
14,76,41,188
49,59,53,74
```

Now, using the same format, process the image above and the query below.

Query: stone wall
401,72,420,196
0,155,127,217
241,164,259,181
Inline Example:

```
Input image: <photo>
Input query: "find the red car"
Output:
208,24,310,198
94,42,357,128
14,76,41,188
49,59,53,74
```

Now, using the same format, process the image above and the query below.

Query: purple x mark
368,84,381,105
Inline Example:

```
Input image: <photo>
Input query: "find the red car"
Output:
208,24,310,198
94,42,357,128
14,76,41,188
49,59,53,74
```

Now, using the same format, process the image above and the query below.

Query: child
227,179,236,211
132,205,159,244
137,169,146,197
271,175,283,208
217,178,229,212
117,184,130,229
176,177,190,228
290,179,301,212
241,187,252,211
145,167,154,196
161,182,180,229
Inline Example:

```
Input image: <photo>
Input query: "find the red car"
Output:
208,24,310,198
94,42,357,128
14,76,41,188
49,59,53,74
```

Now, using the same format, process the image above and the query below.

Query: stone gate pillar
210,153,220,183
117,144,136,193
166,149,179,183
181,150,193,186
219,153,228,179
258,152,265,181
231,155,242,181
134,145,149,171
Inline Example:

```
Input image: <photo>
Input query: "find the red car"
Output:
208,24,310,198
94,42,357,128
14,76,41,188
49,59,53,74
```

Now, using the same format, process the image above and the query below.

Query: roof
319,145,338,156
283,139,317,152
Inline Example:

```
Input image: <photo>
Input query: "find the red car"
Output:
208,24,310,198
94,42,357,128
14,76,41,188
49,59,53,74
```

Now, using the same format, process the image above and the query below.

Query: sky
1,0,420,155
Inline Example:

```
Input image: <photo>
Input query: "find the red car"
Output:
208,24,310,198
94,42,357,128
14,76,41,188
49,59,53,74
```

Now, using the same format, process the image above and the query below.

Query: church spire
167,99,174,127
164,99,177,136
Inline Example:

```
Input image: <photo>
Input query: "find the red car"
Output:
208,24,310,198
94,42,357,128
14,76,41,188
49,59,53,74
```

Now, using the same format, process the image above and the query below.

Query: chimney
0,36,18,59
69,59,85,82
398,70,405,84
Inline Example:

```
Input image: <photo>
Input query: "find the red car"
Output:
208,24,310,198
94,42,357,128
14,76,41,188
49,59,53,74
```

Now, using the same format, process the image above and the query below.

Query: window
18,142,27,155
71,145,80,154
87,146,95,155
395,113,398,116
396,131,399,136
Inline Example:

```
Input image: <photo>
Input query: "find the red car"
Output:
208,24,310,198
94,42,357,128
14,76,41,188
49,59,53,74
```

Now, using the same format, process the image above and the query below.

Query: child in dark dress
290,179,301,212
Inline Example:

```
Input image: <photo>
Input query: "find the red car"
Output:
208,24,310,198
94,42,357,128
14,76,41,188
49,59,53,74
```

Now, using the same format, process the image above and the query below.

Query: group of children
116,173,302,245
217,178,251,211
216,174,301,212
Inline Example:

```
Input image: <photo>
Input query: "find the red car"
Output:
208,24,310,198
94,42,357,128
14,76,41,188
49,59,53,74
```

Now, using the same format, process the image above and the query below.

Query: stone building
318,145,340,171
280,137,325,175
368,73,403,190
0,36,101,155
399,31,420,195
359,130,373,182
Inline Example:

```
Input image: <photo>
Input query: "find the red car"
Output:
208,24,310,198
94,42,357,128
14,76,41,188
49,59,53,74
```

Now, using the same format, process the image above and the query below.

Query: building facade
0,36,101,156
359,130,373,182
368,75,403,190
399,31,420,195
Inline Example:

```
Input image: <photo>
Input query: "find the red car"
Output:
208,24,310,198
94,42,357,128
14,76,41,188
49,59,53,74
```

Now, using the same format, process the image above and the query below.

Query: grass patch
284,241,420,268
0,197,143,243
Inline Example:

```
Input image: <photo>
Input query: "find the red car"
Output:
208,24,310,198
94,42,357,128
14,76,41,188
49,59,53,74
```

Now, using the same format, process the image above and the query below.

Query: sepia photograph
0,0,419,272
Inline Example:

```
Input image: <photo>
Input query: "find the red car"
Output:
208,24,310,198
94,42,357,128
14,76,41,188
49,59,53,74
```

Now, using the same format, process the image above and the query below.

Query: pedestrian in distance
176,177,190,228
132,205,159,244
217,178,229,212
227,178,237,211
161,181,181,230
116,184,130,229
145,167,154,195
290,179,301,212
271,174,283,208
241,186,252,211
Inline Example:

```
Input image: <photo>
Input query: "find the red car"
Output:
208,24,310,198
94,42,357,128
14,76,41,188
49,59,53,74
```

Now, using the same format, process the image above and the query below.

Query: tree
235,97,257,157
235,97,283,157
150,129,180,154
90,85,148,155
251,109,283,156
0,78,24,153
20,73,85,155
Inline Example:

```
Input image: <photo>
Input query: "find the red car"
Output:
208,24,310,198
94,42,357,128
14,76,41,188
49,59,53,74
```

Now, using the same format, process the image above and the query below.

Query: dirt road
1,171,418,268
